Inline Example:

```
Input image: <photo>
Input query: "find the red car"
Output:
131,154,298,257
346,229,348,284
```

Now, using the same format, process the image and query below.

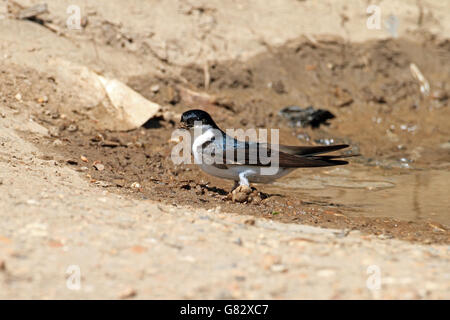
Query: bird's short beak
178,122,188,130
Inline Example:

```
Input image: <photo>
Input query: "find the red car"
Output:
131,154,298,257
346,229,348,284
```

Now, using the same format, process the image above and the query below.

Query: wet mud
30,37,450,244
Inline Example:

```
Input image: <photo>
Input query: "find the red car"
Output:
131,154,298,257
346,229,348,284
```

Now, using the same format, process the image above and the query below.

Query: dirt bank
23,37,450,244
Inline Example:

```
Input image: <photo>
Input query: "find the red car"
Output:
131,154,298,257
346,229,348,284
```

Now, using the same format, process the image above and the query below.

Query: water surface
270,166,450,226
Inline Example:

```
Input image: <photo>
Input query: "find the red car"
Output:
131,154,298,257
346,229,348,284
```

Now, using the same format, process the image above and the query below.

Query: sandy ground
0,0,449,299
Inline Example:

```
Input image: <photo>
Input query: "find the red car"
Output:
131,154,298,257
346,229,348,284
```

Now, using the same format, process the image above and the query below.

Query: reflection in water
413,173,422,222
271,166,450,226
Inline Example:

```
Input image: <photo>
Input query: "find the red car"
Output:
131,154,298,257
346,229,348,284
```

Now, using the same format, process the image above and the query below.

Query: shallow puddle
271,166,450,226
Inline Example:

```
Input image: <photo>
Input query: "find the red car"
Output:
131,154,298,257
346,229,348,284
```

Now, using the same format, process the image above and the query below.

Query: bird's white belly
198,164,294,183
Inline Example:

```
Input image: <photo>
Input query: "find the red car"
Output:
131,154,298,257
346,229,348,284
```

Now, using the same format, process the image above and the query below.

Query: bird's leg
230,180,240,192
238,170,251,187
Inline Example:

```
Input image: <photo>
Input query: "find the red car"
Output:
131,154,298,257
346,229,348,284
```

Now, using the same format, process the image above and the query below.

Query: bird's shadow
201,184,229,196
182,179,284,200
208,184,284,200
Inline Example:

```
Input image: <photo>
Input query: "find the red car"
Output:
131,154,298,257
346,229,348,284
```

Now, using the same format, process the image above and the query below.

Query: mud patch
16,37,450,244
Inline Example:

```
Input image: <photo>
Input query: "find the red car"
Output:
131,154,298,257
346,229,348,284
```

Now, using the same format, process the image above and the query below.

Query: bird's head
180,109,218,130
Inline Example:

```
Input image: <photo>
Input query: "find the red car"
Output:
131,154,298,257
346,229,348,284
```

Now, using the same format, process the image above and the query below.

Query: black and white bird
179,109,351,198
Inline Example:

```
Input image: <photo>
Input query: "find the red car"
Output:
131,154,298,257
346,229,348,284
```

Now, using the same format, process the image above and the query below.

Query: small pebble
67,124,78,132
150,84,160,93
131,182,141,189
93,163,105,171
52,139,63,147
26,199,39,205
431,90,448,101
270,264,288,273
439,142,450,150
80,155,88,162
37,95,48,104
119,288,137,299
94,181,110,187
48,127,60,137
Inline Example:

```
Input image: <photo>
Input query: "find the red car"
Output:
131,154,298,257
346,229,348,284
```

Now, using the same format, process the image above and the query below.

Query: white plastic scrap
410,63,430,96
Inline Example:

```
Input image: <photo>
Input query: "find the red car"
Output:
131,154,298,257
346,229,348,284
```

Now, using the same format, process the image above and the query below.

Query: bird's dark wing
221,144,350,168
274,144,349,156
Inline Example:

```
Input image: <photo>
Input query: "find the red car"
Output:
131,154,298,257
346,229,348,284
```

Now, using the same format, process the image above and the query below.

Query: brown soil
25,36,450,244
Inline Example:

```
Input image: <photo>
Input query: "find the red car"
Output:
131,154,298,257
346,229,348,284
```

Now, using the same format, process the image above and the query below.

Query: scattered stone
26,199,39,205
179,255,196,263
113,179,125,187
48,127,60,137
314,138,335,145
50,59,161,131
166,86,181,105
15,93,22,101
130,245,147,254
17,3,48,20
94,181,110,187
131,182,141,189
41,154,54,161
50,112,60,119
431,90,448,101
37,95,49,104
244,219,255,226
80,155,88,162
93,162,105,171
162,110,181,123
119,288,137,299
439,142,450,150
177,86,218,108
150,84,160,93
81,16,89,28
67,124,78,132
52,139,63,147
334,230,350,238
99,75,162,128
261,254,281,270
233,238,243,246
297,133,310,141
270,264,288,273
317,269,336,278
